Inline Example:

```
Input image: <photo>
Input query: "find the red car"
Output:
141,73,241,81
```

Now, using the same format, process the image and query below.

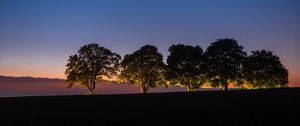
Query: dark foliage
166,44,206,91
205,38,247,90
243,50,288,88
65,43,121,94
118,45,166,93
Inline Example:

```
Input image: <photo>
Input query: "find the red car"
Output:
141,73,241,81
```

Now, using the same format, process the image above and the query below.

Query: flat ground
0,88,299,126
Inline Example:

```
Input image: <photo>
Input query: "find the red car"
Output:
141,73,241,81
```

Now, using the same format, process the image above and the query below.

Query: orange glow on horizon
0,66,299,87
0,65,66,79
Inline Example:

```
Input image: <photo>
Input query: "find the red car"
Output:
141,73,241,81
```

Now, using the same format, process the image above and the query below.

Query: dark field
0,88,299,126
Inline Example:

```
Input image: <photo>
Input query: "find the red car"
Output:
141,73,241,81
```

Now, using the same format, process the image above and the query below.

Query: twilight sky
0,0,299,87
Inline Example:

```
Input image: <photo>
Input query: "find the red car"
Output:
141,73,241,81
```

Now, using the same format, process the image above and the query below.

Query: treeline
65,38,288,94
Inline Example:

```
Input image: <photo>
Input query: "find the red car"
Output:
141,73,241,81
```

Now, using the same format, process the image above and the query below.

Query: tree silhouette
65,43,121,95
205,38,246,90
118,45,166,93
243,50,288,88
166,44,206,91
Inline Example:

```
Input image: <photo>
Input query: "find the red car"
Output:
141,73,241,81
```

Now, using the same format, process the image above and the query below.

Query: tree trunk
187,84,192,91
87,81,96,95
87,86,94,95
140,76,147,93
87,89,93,95
224,85,228,91
141,82,147,93
91,81,96,95
187,79,192,91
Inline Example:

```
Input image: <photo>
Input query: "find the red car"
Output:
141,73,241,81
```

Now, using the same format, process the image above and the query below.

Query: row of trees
65,38,288,94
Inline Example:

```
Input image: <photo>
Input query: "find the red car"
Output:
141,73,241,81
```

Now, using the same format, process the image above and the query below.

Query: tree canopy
166,44,206,91
118,45,166,93
205,38,247,90
243,50,288,88
66,39,289,94
65,43,121,95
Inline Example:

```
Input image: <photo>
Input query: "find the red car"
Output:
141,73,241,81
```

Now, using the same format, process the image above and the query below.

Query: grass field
0,88,299,126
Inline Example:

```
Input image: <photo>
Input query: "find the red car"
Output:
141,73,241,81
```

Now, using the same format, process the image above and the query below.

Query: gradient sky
0,0,299,87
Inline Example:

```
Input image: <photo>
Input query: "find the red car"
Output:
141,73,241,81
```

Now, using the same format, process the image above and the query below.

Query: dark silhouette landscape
0,88,299,125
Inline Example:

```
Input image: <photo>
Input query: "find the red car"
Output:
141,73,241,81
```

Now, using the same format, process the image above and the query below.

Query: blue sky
0,0,299,86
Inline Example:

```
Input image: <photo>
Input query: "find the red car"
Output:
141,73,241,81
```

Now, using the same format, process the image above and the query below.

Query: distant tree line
65,38,288,94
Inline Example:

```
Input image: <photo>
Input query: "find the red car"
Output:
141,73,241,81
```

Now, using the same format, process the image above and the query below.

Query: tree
166,44,206,91
243,50,288,88
205,38,246,90
65,43,121,95
118,45,166,93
